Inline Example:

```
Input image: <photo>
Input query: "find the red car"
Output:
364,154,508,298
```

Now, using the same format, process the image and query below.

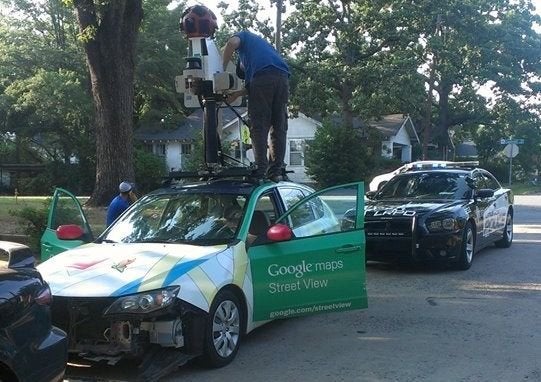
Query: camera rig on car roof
174,6,256,182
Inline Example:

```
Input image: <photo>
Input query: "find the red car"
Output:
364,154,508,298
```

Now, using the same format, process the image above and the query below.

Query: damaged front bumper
51,291,207,363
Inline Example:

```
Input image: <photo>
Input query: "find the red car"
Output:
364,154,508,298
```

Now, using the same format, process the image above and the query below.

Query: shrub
9,200,49,254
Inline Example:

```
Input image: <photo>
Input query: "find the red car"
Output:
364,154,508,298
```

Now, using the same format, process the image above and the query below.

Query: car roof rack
405,161,479,171
162,166,265,187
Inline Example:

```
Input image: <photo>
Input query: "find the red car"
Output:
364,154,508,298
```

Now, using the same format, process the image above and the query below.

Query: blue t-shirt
235,30,289,83
106,195,130,226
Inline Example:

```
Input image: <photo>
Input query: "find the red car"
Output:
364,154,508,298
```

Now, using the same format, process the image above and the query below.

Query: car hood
365,199,464,218
37,242,227,297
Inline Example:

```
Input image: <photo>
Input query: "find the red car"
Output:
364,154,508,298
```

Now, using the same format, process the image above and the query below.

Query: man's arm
222,35,241,71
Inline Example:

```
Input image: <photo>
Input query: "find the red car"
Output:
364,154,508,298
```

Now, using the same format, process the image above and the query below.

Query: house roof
134,107,248,142
455,141,478,158
368,114,418,140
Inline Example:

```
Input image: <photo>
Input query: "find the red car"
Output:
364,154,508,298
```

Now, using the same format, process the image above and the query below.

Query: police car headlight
104,286,180,315
426,217,457,232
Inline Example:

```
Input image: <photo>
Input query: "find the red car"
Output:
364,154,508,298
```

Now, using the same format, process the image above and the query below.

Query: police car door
481,171,509,241
248,182,367,322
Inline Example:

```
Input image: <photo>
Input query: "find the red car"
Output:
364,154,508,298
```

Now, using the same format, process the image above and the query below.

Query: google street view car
37,177,367,375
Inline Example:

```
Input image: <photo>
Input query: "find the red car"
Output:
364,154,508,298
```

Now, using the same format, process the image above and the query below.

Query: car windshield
376,172,472,200
100,192,247,245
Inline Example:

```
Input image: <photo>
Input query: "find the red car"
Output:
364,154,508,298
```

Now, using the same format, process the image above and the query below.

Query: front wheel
495,211,513,248
202,289,243,368
455,222,475,270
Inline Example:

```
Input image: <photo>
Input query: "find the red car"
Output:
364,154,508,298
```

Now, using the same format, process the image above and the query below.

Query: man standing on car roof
106,181,137,226
222,30,290,182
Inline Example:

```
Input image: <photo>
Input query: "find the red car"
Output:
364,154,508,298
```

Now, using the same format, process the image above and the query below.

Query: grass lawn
0,195,107,236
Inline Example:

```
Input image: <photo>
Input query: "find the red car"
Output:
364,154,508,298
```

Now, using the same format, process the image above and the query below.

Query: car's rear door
40,188,93,261
248,182,367,321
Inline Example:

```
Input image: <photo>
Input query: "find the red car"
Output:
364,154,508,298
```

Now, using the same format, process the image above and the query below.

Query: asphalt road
66,195,541,382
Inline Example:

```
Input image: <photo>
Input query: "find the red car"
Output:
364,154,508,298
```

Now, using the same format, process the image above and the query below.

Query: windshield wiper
99,238,117,243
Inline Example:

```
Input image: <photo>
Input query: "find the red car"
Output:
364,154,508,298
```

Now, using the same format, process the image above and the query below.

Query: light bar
404,161,479,171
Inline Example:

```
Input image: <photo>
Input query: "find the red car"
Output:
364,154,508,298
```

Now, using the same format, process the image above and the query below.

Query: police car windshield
100,193,246,245
376,172,472,200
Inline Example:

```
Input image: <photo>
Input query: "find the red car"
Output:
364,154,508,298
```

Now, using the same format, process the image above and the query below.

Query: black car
363,165,514,269
0,241,67,382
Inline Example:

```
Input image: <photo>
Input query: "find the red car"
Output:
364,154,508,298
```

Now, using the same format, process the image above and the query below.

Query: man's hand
224,89,247,104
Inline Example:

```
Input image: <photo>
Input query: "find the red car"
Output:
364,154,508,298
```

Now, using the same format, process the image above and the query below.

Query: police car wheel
203,289,243,368
495,211,513,248
456,222,474,270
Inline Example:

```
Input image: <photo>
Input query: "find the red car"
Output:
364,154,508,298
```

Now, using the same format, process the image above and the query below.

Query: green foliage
182,131,205,172
15,161,95,196
9,200,49,253
134,146,167,194
305,121,379,188
135,0,188,128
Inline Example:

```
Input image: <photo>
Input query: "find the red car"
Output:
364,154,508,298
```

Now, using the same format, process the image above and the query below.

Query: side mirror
267,224,292,242
365,190,377,200
56,224,85,240
476,189,494,199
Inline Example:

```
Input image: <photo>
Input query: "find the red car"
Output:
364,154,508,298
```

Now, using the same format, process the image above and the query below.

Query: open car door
249,182,367,321
40,188,93,261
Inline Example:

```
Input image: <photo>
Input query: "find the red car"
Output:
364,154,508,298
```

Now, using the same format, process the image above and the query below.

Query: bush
9,200,49,253
134,147,167,194
305,122,380,188
16,161,95,196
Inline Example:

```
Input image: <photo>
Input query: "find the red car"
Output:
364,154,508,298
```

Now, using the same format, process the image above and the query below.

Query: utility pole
421,15,443,160
272,0,283,51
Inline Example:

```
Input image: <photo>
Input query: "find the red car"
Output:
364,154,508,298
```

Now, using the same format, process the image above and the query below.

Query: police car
37,178,367,375
363,162,514,269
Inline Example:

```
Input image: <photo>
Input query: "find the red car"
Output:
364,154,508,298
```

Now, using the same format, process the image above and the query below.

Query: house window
289,139,312,166
155,144,166,157
181,143,192,155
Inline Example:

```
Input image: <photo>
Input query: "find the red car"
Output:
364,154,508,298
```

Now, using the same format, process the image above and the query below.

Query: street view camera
176,5,244,168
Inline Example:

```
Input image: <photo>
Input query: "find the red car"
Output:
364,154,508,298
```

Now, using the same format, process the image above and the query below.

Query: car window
482,172,501,190
377,172,471,200
278,187,305,210
101,193,247,245
277,187,316,226
473,172,487,189
277,185,359,238
52,195,86,230
253,194,279,224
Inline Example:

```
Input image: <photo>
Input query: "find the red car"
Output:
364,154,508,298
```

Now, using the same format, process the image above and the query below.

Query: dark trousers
247,70,289,177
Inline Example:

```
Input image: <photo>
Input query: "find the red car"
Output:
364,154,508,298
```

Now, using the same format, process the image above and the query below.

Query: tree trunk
73,0,143,206
340,82,354,129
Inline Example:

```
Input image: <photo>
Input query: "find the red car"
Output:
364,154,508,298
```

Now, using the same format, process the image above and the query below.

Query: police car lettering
373,208,416,217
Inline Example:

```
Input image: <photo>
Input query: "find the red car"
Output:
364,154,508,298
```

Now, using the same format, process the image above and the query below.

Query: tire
202,289,243,368
495,210,513,248
456,221,475,270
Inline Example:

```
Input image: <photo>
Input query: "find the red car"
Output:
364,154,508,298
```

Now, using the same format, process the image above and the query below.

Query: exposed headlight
104,286,180,315
426,217,457,232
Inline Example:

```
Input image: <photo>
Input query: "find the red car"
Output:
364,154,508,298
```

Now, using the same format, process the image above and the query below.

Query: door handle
336,245,361,253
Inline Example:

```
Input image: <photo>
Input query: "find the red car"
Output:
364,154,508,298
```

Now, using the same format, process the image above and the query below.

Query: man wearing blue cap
106,181,137,226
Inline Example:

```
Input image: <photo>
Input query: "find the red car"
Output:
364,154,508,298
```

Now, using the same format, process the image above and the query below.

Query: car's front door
248,182,367,321
40,188,93,261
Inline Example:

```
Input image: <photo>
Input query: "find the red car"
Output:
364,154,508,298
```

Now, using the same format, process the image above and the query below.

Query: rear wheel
495,210,513,248
202,289,243,368
456,222,474,270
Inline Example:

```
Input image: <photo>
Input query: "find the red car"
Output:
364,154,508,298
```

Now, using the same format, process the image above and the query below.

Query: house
135,109,419,183
368,114,420,162
135,108,321,183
